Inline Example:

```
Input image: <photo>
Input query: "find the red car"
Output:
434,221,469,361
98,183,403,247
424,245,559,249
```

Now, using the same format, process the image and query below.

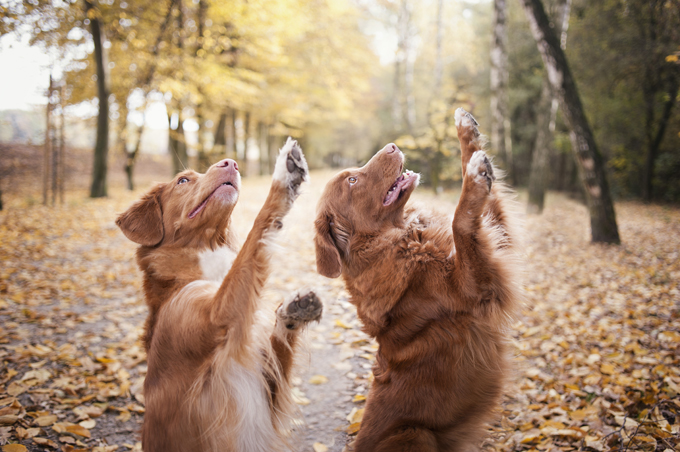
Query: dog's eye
348,176,357,185
177,177,189,185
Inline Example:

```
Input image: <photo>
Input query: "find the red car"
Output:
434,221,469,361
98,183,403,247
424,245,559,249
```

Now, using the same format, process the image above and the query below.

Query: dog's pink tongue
383,173,411,206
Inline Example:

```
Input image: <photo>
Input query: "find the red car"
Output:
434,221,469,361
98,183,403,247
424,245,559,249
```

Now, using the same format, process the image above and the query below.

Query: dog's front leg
452,111,499,304
455,108,512,244
211,138,308,353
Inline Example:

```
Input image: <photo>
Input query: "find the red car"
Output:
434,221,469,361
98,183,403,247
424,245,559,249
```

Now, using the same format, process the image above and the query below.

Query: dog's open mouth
383,170,416,206
188,181,235,219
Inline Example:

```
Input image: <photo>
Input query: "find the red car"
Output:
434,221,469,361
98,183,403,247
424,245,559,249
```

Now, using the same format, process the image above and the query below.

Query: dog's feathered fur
117,139,322,452
314,110,521,452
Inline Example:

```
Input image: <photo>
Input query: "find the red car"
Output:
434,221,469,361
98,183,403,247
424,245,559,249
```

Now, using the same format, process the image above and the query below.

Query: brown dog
314,110,521,451
117,138,322,452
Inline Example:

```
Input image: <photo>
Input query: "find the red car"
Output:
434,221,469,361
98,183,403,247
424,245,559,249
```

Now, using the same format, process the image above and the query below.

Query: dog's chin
212,185,239,205
188,184,239,219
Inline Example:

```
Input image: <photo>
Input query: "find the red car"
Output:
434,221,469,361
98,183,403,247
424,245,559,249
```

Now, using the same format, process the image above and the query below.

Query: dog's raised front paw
467,150,496,192
276,289,323,331
272,137,309,197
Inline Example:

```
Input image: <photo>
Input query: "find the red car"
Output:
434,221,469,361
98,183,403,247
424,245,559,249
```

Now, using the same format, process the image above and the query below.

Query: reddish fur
117,155,309,452
314,118,521,451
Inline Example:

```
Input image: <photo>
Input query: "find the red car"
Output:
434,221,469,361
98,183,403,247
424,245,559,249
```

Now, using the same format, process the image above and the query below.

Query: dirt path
1,170,679,452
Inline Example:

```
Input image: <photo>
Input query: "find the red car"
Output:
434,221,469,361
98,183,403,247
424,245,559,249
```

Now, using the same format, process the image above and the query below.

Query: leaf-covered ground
0,170,678,452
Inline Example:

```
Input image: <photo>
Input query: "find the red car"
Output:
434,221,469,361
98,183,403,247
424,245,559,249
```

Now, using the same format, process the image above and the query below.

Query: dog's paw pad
277,290,323,330
455,108,480,135
273,137,309,194
467,150,495,191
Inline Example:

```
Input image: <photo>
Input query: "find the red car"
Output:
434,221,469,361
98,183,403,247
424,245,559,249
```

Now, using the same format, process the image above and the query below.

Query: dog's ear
116,184,165,246
314,212,342,278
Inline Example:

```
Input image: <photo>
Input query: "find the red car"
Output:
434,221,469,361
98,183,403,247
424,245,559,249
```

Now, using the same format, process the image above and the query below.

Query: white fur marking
199,246,237,282
229,360,278,452
455,107,472,127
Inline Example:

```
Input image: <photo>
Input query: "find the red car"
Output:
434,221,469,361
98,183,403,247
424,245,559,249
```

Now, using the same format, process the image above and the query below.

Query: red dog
314,110,521,451
117,138,322,452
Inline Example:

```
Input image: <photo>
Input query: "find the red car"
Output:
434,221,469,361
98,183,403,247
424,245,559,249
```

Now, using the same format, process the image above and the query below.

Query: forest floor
0,167,679,452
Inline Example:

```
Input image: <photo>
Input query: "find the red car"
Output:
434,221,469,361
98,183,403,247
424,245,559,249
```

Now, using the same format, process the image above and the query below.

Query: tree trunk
490,0,513,181
527,0,571,214
86,0,109,198
520,0,620,244
58,82,66,205
242,111,250,176
259,121,270,175
51,96,59,206
170,109,188,174
125,118,145,191
433,0,444,97
43,75,52,206
212,110,227,157
642,80,680,202
226,108,236,159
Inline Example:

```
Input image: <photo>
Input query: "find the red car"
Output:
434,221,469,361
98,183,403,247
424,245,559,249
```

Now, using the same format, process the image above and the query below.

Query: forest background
0,1,679,451
0,0,678,211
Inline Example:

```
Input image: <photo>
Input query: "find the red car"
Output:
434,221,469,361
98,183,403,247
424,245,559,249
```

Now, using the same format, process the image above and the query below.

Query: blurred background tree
1,0,679,212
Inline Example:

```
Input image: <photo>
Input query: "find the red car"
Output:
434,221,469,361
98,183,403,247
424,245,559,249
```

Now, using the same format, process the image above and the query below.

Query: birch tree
519,0,620,244
490,0,512,181
527,0,571,214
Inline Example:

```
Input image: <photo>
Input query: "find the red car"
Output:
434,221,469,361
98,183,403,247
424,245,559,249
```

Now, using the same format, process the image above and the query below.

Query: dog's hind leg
210,138,309,355
356,426,438,452
266,290,322,409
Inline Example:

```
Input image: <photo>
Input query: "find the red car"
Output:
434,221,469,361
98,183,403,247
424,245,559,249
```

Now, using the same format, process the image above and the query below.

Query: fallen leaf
0,415,18,425
309,375,328,385
346,422,361,435
79,419,96,429
34,414,57,427
2,445,28,452
312,443,328,452
33,437,58,448
65,424,91,438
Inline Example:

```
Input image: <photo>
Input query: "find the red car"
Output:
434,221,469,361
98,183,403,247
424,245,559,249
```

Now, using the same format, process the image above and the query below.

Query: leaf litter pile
0,173,678,452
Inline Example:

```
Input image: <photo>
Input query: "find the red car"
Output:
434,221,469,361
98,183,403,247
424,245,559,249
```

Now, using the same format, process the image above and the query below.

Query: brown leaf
34,414,58,426
65,424,91,438
33,437,59,449
2,445,28,452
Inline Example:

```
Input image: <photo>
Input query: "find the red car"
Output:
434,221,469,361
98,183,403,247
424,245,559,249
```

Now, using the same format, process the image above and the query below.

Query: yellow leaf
6,382,26,397
520,429,542,443
0,415,18,425
346,407,364,424
666,55,679,63
346,422,361,435
600,363,615,375
65,424,91,438
309,375,329,385
33,437,59,449
2,445,28,452
658,331,680,342
352,394,366,403
116,410,131,423
34,415,58,427
335,319,352,329
312,443,328,452
79,419,96,429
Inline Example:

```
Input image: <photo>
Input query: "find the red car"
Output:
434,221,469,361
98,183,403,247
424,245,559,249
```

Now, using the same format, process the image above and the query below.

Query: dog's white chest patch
199,246,237,282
